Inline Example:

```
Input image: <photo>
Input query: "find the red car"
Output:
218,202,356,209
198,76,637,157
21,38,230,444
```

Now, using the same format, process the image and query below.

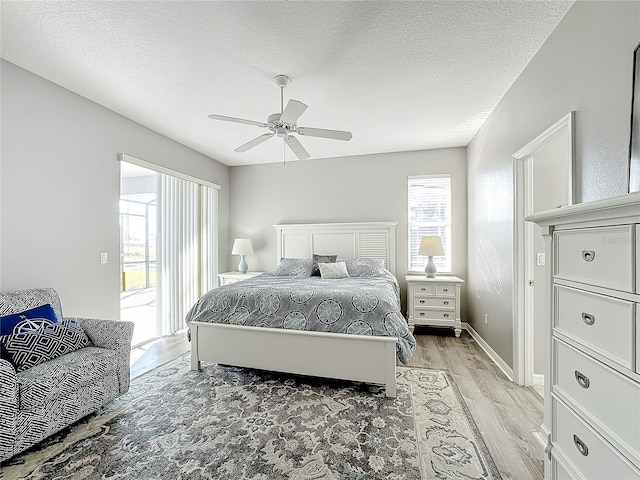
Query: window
408,175,452,273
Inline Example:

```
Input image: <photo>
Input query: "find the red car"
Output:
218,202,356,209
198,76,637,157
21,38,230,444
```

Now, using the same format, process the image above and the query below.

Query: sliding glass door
119,156,218,348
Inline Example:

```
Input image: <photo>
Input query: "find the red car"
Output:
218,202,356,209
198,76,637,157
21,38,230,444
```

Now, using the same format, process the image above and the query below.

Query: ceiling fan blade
296,127,352,141
234,133,274,153
280,100,308,125
208,113,267,128
284,136,310,160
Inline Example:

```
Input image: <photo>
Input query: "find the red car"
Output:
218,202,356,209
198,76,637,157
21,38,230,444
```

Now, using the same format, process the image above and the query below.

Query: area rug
2,355,501,480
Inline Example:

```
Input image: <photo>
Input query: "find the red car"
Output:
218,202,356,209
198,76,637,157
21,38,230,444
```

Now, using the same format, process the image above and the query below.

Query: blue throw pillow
0,304,58,336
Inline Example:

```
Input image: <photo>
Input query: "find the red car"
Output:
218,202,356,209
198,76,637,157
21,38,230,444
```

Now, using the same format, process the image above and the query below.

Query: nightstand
217,271,263,286
405,275,464,337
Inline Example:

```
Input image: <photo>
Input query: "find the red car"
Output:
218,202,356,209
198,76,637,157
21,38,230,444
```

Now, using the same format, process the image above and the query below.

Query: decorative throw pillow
318,261,350,279
0,342,17,370
0,322,91,372
0,303,58,336
311,254,337,276
342,258,386,277
271,258,314,277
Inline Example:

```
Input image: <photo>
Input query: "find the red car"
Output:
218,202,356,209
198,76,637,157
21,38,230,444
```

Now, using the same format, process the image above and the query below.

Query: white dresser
405,275,464,337
528,192,640,480
217,271,263,286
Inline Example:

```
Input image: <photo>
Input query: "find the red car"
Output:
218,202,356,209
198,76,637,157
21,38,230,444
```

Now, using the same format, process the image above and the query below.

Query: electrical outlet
100,252,108,264
484,313,488,325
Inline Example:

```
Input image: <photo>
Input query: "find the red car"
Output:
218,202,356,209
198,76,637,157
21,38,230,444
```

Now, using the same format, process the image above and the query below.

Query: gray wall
0,60,230,319
466,1,639,368
229,148,467,314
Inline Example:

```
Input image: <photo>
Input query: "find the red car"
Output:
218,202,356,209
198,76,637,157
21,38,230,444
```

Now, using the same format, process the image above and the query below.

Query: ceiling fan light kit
208,74,352,161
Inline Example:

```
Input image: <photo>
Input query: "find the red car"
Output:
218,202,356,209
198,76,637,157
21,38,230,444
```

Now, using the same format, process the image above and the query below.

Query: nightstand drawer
414,308,455,321
552,397,640,480
414,297,455,309
413,283,455,296
554,285,635,370
554,226,634,292
553,339,640,460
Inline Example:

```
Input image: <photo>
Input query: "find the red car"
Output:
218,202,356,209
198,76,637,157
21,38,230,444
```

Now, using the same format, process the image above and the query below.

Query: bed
186,222,415,397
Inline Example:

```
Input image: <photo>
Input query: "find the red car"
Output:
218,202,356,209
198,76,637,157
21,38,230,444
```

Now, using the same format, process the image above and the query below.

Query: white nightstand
217,271,263,286
405,275,464,337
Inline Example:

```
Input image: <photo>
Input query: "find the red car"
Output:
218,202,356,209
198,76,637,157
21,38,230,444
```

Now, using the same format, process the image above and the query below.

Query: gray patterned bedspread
185,272,416,364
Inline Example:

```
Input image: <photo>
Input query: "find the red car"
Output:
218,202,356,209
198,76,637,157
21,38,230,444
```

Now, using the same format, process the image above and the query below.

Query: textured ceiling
1,1,574,166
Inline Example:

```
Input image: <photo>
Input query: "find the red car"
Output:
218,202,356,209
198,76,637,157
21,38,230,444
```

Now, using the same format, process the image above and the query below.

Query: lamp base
425,256,437,278
238,255,248,274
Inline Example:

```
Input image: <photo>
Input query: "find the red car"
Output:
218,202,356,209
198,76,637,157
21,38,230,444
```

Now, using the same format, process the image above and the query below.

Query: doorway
119,154,219,349
120,163,159,347
513,112,574,389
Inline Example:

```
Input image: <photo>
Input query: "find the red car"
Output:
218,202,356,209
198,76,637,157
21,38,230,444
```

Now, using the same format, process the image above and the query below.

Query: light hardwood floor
131,327,544,480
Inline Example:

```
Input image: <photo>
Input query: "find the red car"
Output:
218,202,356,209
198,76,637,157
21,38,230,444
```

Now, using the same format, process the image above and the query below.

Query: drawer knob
581,250,596,262
443,313,449,318
443,301,449,305
420,288,426,292
419,312,425,317
581,313,595,326
573,434,589,457
442,288,448,292
574,370,590,389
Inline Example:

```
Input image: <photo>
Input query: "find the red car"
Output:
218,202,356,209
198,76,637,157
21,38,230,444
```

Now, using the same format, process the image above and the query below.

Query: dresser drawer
555,285,635,369
554,226,634,292
553,339,640,460
412,283,455,296
413,308,455,322
414,297,455,309
553,397,640,480
551,456,575,480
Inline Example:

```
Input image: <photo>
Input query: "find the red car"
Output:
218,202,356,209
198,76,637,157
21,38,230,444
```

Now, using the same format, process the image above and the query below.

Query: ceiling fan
208,75,352,160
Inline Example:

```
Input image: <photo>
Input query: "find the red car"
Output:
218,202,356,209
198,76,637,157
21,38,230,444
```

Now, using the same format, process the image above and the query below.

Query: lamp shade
418,236,444,256
231,238,254,255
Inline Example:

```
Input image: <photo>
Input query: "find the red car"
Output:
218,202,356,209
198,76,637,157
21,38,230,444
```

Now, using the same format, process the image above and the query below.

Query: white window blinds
408,175,452,273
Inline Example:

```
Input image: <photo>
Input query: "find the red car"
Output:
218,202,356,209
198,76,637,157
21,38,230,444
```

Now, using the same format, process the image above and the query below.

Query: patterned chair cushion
16,346,118,411
0,321,91,372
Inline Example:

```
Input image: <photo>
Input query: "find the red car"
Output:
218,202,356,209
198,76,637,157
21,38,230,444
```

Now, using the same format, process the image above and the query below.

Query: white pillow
318,261,350,279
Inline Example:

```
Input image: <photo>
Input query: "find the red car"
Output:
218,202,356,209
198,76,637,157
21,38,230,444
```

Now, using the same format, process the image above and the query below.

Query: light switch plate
100,252,108,264
536,253,545,266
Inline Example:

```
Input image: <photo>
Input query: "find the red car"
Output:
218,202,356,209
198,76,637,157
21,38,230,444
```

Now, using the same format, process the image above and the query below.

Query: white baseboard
462,322,514,382
533,373,545,386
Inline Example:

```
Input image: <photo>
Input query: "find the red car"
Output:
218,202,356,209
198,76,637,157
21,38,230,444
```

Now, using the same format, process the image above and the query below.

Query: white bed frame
190,221,400,397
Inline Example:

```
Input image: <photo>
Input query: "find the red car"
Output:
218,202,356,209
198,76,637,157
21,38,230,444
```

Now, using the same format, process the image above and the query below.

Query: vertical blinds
158,174,217,335
408,175,452,273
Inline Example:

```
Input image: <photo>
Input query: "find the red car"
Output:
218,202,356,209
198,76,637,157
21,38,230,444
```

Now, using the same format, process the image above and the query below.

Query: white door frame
512,112,575,386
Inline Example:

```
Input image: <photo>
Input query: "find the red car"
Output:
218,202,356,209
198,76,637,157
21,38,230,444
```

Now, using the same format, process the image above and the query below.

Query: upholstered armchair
0,287,134,462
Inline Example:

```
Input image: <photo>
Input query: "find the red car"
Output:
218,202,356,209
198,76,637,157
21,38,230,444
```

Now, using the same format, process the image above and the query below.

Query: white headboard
274,222,398,275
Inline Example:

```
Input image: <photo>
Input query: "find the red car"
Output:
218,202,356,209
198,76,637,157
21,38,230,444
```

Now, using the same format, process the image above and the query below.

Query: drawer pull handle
443,301,449,305
443,313,449,318
581,250,595,262
442,288,448,292
574,370,590,389
582,313,595,326
573,435,589,456
420,288,426,292
419,300,425,304
419,312,425,317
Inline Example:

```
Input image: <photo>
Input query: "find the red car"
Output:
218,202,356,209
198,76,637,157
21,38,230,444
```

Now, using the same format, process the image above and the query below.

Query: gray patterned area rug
3,355,501,480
